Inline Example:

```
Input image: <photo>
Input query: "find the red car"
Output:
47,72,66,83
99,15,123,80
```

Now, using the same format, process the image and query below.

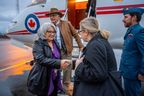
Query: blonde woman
73,17,124,96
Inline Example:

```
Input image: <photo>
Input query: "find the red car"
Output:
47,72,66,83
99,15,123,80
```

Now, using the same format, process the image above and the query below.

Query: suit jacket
120,24,144,79
58,20,83,55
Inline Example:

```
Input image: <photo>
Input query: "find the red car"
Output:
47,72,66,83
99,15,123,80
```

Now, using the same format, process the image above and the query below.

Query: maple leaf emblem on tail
28,19,35,28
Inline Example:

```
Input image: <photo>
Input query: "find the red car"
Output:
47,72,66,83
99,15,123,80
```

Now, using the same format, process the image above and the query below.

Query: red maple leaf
28,19,35,28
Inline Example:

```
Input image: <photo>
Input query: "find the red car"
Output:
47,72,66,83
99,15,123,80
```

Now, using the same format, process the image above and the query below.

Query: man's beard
124,22,131,27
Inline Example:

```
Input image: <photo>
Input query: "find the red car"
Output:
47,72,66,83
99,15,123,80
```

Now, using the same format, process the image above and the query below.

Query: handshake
60,56,84,70
60,59,71,70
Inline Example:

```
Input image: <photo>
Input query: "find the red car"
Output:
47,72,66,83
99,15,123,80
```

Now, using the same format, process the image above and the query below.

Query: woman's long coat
74,33,123,96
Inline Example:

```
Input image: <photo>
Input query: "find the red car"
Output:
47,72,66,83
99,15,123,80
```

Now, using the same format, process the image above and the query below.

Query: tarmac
0,70,33,96
0,70,68,96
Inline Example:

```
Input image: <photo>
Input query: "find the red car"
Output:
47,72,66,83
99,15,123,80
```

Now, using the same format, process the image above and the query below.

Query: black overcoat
73,33,124,96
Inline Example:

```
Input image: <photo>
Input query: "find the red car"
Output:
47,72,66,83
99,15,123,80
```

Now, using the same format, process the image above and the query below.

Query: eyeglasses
78,29,85,33
46,31,56,34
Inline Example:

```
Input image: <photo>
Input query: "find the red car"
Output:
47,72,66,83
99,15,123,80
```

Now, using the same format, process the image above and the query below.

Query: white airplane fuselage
7,0,144,49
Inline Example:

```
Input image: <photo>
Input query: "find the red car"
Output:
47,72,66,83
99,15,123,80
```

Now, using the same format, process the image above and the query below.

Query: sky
0,0,31,34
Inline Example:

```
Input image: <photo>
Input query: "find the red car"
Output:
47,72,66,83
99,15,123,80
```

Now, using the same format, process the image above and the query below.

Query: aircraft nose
6,28,13,36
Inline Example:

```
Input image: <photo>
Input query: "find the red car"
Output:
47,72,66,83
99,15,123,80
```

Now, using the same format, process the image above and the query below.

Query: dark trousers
124,78,141,96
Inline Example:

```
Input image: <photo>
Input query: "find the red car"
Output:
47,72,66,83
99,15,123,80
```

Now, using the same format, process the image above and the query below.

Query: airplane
7,0,144,64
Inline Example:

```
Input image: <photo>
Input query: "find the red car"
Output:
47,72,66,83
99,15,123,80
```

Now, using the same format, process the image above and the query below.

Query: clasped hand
75,56,84,69
138,74,144,81
60,59,71,70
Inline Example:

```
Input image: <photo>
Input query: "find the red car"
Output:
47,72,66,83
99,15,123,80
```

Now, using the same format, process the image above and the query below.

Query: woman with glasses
73,17,124,96
32,22,70,96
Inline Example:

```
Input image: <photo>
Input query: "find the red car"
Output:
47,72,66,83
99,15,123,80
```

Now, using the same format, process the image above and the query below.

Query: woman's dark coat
32,39,61,95
33,39,61,68
74,33,124,96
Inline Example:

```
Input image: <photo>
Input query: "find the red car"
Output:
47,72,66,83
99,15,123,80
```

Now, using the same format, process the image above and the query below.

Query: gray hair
37,22,56,40
80,17,110,39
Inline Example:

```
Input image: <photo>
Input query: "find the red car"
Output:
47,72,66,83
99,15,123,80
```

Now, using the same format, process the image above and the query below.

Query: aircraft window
32,0,46,4
113,0,123,2
28,0,46,6
11,21,17,23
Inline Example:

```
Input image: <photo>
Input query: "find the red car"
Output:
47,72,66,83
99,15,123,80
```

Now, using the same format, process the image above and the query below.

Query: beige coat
59,20,83,55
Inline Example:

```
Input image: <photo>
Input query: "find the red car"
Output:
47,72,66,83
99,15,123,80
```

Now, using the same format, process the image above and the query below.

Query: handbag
108,71,125,96
27,63,48,95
